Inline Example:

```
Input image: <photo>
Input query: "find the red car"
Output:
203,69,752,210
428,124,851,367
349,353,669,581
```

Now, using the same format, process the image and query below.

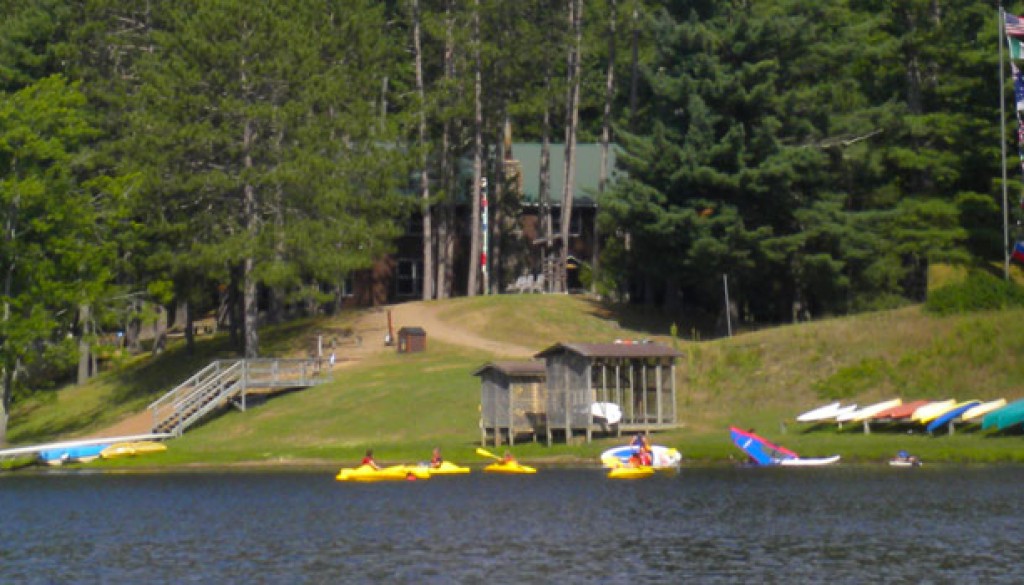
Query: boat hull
777,455,841,467
335,465,429,482
483,461,536,474
607,466,655,479
599,445,681,469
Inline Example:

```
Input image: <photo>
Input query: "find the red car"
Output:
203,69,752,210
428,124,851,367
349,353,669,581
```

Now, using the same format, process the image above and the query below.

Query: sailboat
729,427,840,467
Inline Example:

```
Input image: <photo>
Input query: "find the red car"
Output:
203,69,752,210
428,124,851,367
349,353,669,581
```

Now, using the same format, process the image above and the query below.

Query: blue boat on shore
37,444,109,466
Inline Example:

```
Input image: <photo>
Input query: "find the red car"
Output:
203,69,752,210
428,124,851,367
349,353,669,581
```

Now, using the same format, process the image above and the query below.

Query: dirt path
385,301,534,359
90,301,532,438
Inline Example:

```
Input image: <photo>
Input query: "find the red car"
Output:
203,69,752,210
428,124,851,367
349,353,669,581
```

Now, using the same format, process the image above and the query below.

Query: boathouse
535,341,682,445
474,361,547,446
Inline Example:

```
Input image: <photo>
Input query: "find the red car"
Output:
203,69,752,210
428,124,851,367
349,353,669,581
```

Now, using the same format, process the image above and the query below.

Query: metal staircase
147,358,326,436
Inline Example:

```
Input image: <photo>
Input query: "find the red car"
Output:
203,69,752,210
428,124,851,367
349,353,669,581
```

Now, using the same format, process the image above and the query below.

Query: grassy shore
8,294,1024,469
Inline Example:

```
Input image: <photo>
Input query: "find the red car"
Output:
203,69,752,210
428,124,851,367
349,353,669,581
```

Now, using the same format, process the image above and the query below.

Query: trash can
397,327,427,353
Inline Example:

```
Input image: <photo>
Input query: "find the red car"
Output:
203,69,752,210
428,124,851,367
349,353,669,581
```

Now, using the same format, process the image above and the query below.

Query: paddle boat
600,444,681,469
607,466,655,480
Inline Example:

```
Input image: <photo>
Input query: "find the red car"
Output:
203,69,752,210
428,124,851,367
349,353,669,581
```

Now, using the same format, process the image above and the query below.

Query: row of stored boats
795,397,1024,433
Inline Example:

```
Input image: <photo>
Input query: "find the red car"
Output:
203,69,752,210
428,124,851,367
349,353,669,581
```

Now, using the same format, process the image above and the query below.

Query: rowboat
483,460,536,474
335,465,431,482
607,466,655,479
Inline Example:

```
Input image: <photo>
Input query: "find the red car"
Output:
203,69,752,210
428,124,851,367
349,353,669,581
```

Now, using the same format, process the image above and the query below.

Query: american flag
1006,12,1024,38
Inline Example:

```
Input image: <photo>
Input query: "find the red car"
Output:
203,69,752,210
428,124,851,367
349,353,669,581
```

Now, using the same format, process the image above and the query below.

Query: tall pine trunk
412,0,434,301
435,0,456,299
467,0,483,297
540,87,552,293
560,0,583,293
77,304,91,385
596,0,617,294
243,117,259,359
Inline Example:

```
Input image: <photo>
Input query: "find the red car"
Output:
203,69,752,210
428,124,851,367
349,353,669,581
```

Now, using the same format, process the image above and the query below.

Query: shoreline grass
8,296,1024,469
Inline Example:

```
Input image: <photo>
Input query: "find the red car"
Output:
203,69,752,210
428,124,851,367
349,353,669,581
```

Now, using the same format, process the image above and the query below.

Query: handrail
148,357,325,435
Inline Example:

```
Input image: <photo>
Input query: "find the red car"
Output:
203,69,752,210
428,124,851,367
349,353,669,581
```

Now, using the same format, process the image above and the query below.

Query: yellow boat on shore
100,441,168,459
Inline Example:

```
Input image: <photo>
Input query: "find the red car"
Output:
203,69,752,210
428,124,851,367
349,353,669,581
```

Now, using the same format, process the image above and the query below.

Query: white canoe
959,398,1007,422
796,402,842,422
832,404,858,421
849,398,902,422
778,455,841,467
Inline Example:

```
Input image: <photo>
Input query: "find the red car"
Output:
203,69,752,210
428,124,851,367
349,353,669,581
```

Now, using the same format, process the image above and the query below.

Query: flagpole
1001,7,1011,281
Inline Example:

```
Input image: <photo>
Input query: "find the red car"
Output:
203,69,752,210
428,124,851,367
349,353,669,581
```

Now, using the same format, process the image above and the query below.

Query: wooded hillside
0,1,1018,443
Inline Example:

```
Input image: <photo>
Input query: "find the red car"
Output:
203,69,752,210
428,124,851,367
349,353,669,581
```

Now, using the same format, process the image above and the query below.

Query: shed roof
534,341,682,360
472,360,547,377
398,326,426,335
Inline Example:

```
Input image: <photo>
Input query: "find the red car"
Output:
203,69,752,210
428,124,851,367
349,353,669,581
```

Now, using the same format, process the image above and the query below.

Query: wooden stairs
147,358,326,436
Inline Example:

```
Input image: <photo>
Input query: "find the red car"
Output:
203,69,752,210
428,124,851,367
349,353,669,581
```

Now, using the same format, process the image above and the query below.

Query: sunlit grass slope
11,293,1024,465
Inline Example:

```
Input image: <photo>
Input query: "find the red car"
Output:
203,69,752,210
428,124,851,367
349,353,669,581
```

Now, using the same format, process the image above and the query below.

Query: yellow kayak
100,441,168,459
423,461,470,476
607,466,655,480
483,461,536,474
335,464,430,482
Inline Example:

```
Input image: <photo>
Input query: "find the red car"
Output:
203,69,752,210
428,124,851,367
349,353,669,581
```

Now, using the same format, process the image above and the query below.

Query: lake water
2,465,1021,584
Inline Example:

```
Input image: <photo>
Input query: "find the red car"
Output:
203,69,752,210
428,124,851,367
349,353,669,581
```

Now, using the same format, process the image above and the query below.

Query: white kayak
777,455,841,467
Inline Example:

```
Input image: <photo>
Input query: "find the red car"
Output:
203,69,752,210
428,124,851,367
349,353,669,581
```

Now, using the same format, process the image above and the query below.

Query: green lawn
10,296,1024,468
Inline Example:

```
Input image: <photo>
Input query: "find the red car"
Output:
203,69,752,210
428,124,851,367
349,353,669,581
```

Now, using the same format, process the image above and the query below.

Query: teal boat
981,399,1024,431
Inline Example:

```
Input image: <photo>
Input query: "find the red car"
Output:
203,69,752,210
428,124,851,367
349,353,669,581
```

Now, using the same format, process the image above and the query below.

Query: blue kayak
926,401,980,433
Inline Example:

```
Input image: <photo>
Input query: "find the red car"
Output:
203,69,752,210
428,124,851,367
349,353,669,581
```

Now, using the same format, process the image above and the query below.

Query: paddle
475,447,502,460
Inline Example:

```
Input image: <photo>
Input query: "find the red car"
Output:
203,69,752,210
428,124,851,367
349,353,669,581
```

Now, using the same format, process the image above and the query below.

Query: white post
723,274,732,337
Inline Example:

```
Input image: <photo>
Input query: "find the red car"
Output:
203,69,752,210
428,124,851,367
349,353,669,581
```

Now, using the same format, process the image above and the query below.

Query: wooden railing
147,358,326,436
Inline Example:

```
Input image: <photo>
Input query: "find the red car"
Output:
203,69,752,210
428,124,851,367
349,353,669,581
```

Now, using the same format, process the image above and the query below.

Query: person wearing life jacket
429,447,444,469
361,449,381,470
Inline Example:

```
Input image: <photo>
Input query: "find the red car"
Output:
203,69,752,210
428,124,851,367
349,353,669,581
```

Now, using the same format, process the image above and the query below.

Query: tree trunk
0,364,12,446
436,0,456,299
596,0,616,294
541,93,552,293
243,115,259,359
184,299,194,355
412,0,434,301
467,0,483,297
560,0,583,293
77,304,91,385
629,3,639,128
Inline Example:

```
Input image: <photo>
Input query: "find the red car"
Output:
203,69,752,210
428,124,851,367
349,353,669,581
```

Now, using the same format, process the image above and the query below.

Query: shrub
925,270,1024,315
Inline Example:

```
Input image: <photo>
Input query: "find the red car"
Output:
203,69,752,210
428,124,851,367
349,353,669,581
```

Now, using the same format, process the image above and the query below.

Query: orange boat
871,400,929,421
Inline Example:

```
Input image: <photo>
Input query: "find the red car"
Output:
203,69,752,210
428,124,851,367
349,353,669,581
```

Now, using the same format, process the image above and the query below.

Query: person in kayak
361,449,381,470
501,450,516,464
429,447,444,469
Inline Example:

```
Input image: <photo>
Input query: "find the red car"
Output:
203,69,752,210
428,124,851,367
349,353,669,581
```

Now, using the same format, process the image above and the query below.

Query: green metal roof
509,142,622,206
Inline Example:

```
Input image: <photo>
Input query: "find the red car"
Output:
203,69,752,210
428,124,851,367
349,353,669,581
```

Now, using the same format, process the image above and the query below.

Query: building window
396,259,423,297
